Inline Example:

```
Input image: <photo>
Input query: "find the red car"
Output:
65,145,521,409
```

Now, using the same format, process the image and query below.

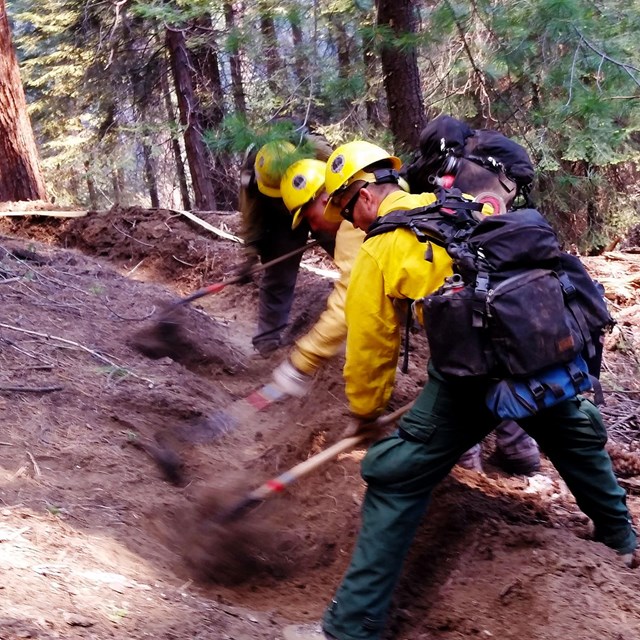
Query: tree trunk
361,26,382,126
224,2,247,116
142,143,160,208
160,60,191,210
84,160,98,209
165,26,217,211
189,17,235,209
129,56,161,209
0,0,47,202
329,15,352,112
375,0,426,153
259,1,284,95
191,16,225,131
289,12,307,86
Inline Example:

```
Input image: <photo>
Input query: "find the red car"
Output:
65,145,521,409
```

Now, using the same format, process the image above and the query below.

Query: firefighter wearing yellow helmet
238,126,333,357
271,158,365,397
282,142,635,640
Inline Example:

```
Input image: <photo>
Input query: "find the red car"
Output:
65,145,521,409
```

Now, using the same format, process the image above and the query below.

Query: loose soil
0,207,639,640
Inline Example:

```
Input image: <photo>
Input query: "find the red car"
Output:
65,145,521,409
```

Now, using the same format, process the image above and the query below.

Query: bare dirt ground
0,207,639,640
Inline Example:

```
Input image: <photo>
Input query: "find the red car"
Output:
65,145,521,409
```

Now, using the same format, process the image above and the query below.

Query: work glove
272,359,314,398
342,414,386,445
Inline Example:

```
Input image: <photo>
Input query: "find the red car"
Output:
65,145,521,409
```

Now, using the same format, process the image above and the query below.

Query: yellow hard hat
324,141,401,221
281,159,326,229
254,141,297,198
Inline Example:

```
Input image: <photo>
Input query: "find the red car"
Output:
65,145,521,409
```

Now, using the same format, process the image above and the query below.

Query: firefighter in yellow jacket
273,155,541,478
271,158,365,395
283,141,636,640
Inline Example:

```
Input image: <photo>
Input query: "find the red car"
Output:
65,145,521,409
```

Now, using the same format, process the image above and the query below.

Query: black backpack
365,189,614,381
402,115,535,208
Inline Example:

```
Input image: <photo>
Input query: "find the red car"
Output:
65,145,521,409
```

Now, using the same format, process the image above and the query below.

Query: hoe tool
162,239,319,314
218,401,414,523
133,240,318,359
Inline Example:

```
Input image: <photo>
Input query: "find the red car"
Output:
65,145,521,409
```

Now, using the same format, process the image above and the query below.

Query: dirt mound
0,209,638,640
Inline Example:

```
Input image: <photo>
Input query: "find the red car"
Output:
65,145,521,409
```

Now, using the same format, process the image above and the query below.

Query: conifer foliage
3,0,639,248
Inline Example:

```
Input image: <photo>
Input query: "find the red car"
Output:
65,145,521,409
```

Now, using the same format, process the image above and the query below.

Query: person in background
270,158,365,395
238,131,334,357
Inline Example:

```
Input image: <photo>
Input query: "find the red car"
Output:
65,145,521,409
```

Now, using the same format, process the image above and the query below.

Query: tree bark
142,143,160,208
129,55,160,209
289,12,307,86
0,0,47,202
165,25,217,211
375,0,426,153
361,25,382,126
259,1,284,95
160,60,191,210
224,2,247,116
84,160,98,209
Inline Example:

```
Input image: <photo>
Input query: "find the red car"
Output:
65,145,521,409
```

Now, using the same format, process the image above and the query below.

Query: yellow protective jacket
290,220,366,374
343,190,456,418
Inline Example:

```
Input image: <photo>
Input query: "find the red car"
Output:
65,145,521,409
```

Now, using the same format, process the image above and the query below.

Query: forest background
3,0,640,252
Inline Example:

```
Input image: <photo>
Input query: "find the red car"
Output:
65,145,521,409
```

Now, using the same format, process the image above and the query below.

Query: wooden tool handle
248,401,414,501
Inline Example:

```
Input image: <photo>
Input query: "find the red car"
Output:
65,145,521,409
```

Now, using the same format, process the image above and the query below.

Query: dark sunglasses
341,186,365,222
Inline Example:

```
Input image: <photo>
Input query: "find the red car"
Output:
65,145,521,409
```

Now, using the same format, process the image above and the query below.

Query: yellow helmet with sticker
281,159,326,229
254,140,297,198
324,141,401,221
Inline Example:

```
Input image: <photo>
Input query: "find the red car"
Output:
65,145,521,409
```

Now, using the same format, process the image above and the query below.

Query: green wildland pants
323,367,636,640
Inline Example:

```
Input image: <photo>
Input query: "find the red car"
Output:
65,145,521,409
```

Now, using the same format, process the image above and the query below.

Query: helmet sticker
331,155,345,174
292,174,307,190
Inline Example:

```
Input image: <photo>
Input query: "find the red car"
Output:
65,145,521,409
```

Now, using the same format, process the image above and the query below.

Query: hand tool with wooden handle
218,401,414,522
166,240,319,310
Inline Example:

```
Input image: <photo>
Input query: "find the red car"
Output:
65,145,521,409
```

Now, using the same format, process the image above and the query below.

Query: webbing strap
557,270,595,359
365,192,482,245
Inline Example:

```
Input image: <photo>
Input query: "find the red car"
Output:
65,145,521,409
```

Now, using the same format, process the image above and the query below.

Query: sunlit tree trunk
289,10,307,86
190,17,234,208
224,2,247,116
160,60,191,210
375,0,426,153
259,1,284,95
0,0,47,202
165,25,217,211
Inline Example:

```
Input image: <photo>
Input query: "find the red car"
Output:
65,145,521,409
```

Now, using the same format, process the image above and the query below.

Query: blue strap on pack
485,356,593,420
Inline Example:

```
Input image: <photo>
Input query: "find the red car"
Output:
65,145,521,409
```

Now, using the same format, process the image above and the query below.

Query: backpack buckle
558,271,576,298
475,271,490,294
527,379,546,401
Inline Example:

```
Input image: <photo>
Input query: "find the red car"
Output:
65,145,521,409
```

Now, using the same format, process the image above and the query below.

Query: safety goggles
332,181,366,223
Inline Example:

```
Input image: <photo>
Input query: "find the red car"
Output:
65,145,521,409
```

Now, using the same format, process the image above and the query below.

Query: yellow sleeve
343,229,454,419
290,223,365,374
344,248,401,419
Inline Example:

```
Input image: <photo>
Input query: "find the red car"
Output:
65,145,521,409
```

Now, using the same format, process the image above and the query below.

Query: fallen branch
0,385,62,393
170,209,340,280
26,451,41,478
169,208,244,243
0,322,154,386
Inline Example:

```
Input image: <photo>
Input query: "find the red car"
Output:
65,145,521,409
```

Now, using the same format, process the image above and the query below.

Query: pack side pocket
487,269,584,376
423,287,491,377
485,357,592,420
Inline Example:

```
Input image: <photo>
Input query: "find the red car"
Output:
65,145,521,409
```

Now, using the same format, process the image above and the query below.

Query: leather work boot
457,444,483,472
491,420,540,476
488,448,540,476
282,622,337,640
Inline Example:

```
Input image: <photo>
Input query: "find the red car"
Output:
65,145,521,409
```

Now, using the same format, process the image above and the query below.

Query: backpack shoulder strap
365,189,482,247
